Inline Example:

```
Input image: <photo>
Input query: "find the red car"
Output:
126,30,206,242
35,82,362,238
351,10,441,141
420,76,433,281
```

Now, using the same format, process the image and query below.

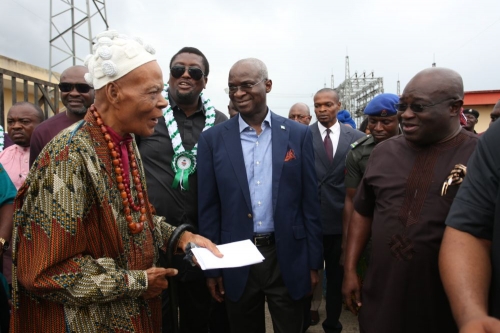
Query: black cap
463,109,479,119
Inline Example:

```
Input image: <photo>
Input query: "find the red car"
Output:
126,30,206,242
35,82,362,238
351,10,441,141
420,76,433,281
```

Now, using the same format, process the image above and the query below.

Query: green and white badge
162,85,216,190
172,151,196,190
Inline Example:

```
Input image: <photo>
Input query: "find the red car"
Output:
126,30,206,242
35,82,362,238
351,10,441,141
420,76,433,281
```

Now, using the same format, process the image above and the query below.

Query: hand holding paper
191,239,265,270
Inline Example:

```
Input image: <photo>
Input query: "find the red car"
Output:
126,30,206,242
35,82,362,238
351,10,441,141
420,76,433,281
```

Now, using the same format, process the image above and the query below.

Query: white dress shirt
317,120,340,158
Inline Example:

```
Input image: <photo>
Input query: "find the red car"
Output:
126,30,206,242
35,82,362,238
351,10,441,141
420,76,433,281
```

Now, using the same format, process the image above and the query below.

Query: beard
67,105,88,115
174,90,199,106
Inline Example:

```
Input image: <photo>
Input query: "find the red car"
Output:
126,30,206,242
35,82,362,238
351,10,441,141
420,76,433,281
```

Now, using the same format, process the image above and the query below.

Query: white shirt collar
317,120,340,135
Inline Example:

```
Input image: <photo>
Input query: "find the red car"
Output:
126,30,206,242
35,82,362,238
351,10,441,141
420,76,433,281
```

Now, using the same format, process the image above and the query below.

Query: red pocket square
284,149,296,162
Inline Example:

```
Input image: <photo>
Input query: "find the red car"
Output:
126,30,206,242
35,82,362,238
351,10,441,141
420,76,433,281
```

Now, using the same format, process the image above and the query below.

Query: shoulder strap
350,134,370,149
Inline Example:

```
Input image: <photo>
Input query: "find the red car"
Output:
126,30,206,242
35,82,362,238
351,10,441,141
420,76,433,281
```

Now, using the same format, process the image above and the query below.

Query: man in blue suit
197,58,323,333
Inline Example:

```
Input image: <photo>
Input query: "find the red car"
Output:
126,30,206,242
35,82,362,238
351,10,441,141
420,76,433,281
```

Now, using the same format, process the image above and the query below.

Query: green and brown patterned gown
11,112,176,332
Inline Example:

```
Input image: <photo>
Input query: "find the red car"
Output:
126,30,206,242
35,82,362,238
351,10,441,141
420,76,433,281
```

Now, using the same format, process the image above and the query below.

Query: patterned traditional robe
11,112,176,332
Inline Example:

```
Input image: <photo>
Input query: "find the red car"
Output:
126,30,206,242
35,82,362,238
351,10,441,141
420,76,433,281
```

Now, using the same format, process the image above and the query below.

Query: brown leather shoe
310,310,320,326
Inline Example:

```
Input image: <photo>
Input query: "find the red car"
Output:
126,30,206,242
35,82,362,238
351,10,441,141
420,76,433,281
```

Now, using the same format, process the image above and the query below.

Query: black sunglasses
394,97,457,113
170,66,205,81
58,83,92,93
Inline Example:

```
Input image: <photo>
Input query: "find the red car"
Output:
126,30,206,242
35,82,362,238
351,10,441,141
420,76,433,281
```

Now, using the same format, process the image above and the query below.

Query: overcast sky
1,0,499,120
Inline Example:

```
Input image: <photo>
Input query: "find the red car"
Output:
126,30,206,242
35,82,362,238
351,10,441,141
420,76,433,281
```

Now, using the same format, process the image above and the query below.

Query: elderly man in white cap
11,30,221,333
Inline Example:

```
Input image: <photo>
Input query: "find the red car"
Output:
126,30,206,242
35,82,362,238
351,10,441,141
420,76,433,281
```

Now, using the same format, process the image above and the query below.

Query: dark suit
310,122,365,333
198,112,323,332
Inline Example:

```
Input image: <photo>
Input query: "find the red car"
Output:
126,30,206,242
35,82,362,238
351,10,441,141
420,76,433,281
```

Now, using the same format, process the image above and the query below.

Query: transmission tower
342,56,352,112
49,0,109,81
397,74,400,96
336,56,384,126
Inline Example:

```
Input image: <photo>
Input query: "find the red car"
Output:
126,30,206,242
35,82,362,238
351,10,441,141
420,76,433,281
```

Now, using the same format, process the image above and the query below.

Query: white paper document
191,239,265,270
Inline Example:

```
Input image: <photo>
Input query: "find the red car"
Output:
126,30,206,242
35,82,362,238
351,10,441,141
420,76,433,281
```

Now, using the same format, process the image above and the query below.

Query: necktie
323,128,333,163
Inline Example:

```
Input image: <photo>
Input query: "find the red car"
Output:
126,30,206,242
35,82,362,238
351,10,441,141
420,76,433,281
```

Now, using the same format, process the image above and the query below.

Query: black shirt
138,95,227,227
445,120,500,318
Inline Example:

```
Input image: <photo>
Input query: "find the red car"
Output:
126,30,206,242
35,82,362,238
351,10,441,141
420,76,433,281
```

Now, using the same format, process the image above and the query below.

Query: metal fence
0,68,60,127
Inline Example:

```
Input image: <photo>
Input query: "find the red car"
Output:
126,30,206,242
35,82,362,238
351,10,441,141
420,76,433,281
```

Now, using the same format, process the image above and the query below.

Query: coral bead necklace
91,105,145,234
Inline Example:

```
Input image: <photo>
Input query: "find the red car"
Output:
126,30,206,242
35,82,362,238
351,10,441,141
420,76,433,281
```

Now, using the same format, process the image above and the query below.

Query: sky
1,0,499,121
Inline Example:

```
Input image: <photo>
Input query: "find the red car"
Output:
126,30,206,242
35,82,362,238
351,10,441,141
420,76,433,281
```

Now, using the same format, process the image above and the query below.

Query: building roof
463,90,500,105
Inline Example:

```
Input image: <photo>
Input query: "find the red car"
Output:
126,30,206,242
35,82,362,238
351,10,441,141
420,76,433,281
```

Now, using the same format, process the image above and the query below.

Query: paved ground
265,297,359,332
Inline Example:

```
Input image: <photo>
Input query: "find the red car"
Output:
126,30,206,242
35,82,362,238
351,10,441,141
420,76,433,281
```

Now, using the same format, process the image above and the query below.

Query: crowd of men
0,29,499,333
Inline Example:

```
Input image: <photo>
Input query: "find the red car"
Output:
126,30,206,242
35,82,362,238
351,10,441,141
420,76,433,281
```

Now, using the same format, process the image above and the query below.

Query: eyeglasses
58,83,92,93
394,97,457,113
170,65,205,81
228,78,266,94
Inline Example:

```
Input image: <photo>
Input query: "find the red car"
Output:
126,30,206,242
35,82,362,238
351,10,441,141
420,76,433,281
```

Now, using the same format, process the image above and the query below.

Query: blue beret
363,93,399,117
337,110,356,129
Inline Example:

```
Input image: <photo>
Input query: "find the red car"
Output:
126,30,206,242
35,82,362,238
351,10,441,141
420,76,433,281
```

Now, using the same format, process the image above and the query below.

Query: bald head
290,103,310,114
288,103,311,125
405,68,463,101
230,58,268,80
400,67,463,146
60,65,94,117
60,65,88,79
228,58,271,120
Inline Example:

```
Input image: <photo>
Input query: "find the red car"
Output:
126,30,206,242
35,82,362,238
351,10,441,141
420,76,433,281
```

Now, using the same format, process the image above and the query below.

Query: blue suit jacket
197,111,323,302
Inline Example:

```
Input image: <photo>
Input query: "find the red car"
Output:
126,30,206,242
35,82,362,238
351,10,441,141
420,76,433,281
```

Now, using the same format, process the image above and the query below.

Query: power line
8,0,48,24
444,16,500,58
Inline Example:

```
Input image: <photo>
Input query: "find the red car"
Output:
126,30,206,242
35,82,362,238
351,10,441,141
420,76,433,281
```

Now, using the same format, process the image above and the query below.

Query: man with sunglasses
138,47,228,333
29,65,94,167
342,67,479,333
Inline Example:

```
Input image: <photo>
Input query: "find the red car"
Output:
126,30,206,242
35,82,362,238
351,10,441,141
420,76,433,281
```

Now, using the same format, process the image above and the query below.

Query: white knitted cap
84,30,157,90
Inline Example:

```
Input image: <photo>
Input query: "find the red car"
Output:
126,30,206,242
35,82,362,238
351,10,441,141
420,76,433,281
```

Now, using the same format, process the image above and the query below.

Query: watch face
2,241,9,250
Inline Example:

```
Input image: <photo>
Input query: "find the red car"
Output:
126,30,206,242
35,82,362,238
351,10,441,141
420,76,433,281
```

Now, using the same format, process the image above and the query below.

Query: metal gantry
336,56,384,125
49,0,108,81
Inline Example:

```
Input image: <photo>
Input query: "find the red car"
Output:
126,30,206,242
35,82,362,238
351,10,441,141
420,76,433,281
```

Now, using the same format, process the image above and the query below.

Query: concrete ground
265,297,359,332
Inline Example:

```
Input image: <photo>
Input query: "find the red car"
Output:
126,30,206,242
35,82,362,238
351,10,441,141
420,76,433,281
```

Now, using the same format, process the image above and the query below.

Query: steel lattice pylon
336,56,384,127
49,0,108,81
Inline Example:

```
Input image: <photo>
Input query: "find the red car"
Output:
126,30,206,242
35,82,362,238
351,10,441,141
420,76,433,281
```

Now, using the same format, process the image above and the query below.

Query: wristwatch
0,238,10,251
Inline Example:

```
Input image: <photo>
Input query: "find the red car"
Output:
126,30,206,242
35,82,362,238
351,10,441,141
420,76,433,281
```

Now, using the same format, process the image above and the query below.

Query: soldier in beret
341,93,400,266
462,108,480,134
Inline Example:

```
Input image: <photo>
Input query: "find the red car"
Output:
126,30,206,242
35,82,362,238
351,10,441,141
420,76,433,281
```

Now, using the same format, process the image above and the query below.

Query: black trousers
162,278,211,333
0,282,9,333
225,244,306,333
162,277,230,333
322,234,343,333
